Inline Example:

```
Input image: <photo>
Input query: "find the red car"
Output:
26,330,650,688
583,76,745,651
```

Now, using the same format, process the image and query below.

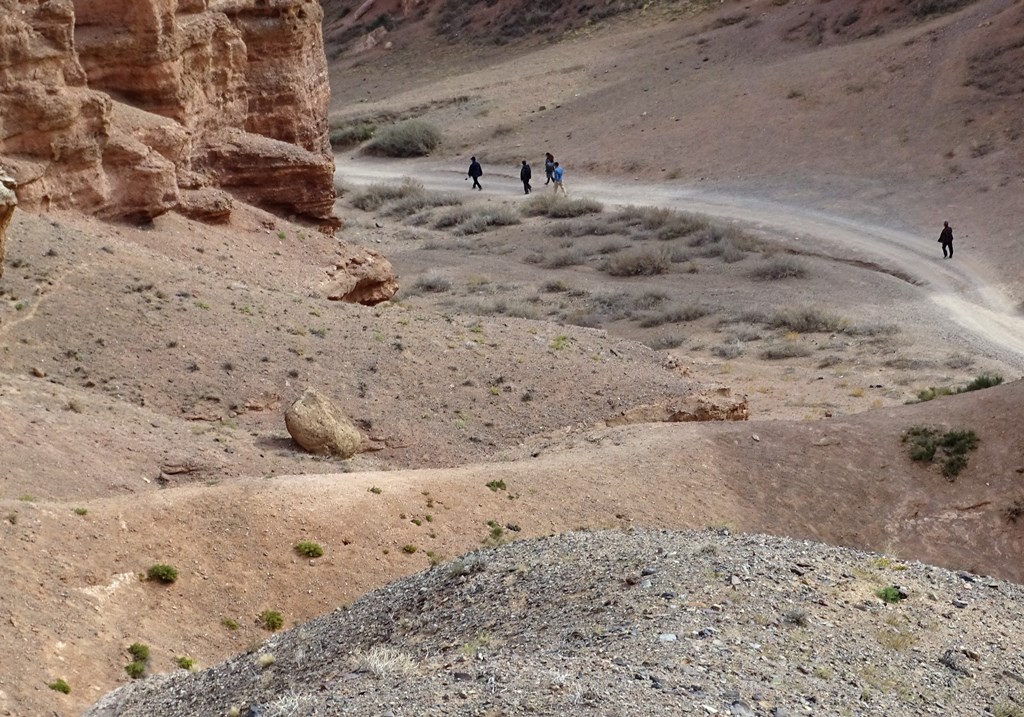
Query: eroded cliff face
0,0,336,224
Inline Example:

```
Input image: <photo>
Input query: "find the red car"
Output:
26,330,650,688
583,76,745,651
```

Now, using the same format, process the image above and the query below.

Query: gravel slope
85,529,1024,717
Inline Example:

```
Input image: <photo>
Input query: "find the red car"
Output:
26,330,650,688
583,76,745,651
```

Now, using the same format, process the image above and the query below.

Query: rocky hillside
84,529,1024,716
0,0,336,225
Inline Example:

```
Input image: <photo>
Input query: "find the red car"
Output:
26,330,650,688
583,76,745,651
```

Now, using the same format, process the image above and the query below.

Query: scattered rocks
82,529,1024,717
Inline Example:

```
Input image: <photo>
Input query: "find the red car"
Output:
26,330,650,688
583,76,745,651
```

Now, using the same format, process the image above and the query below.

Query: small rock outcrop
321,245,399,306
0,171,16,278
284,388,362,458
607,392,750,426
0,0,336,225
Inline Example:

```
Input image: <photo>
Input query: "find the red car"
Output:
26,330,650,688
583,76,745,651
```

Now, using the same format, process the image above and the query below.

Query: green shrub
176,656,196,671
486,479,507,492
146,564,179,584
915,386,954,402
876,586,904,604
73,507,88,516
128,643,150,661
294,541,324,558
959,374,1003,392
222,617,240,631
124,661,146,679
901,426,979,479
402,544,418,554
365,119,442,157
48,678,71,694
259,610,284,632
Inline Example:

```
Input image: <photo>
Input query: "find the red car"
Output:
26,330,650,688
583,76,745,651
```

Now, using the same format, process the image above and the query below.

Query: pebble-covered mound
85,529,1024,716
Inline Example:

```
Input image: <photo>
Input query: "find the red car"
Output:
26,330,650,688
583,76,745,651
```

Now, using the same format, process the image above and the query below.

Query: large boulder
321,244,399,305
284,388,362,458
0,171,15,277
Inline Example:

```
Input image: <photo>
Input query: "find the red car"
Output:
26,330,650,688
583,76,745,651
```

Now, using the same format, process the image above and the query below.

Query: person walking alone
938,221,954,259
467,156,483,191
520,160,532,194
551,162,566,195
544,152,555,185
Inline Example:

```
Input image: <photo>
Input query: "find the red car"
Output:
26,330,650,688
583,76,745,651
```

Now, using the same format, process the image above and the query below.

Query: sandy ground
2,1,1024,715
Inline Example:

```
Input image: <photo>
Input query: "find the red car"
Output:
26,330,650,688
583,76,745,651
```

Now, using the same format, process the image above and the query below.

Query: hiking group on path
468,152,567,196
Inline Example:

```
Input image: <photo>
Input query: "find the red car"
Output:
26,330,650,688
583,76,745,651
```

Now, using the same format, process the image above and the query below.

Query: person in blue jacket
552,162,566,195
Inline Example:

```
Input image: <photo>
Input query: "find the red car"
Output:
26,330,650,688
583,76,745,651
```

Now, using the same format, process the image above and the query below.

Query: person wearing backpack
544,152,555,185
520,160,532,194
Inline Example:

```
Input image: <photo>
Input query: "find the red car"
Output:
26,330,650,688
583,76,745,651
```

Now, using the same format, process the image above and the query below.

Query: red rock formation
0,0,337,225
0,171,16,277
321,244,400,306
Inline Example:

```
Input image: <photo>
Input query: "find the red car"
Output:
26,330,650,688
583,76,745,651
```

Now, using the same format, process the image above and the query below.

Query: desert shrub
128,643,150,661
915,386,954,402
453,207,521,235
380,191,462,218
876,586,905,604
901,426,979,479
541,279,570,292
146,564,179,584
403,272,452,294
353,646,417,678
637,303,710,327
541,249,587,269
48,678,71,694
329,122,376,148
604,248,671,276
351,180,423,211
959,374,1003,392
713,342,744,359
176,656,196,670
748,255,807,280
719,240,747,263
294,541,324,558
768,307,847,333
259,610,284,632
125,661,146,679
817,355,843,368
433,207,475,228
782,608,809,627
760,343,813,360
644,335,686,350
365,119,442,157
522,195,603,218
547,219,620,237
613,206,709,239
596,240,628,255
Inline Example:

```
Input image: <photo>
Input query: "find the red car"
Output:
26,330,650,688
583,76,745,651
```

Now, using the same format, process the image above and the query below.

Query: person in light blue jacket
552,162,566,195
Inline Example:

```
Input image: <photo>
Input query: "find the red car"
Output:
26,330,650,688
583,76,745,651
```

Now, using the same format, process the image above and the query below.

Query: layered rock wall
0,0,336,223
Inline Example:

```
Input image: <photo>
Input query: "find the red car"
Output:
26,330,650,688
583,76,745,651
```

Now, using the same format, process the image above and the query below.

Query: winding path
335,157,1024,371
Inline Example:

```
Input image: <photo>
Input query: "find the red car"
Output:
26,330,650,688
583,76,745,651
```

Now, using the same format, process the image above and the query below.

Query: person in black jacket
467,156,483,190
544,152,555,185
520,160,532,194
938,221,954,258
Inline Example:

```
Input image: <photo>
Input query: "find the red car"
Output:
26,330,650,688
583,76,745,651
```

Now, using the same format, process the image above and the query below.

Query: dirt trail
336,156,1024,371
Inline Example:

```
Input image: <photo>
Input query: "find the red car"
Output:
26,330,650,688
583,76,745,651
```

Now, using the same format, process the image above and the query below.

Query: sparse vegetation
522,194,603,218
124,661,146,679
876,586,905,604
748,255,808,280
73,507,88,516
604,248,671,276
960,373,1002,392
222,618,240,631
176,656,196,671
486,479,507,492
901,426,979,479
329,121,376,148
146,563,179,584
48,678,71,694
295,541,324,558
402,544,418,554
353,646,417,678
259,610,284,632
351,179,424,211
365,119,442,157
759,342,813,360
